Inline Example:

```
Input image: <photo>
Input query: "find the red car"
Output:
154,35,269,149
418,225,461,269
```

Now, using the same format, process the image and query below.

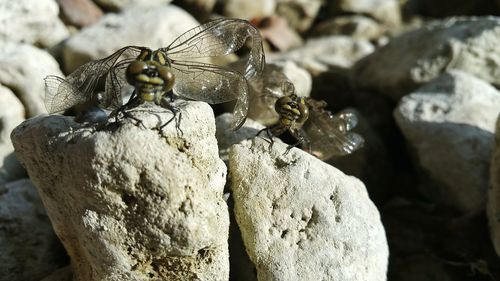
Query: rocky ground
1,0,500,280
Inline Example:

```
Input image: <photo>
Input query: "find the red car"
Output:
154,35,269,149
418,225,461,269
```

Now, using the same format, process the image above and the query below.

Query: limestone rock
0,179,67,281
488,116,500,257
62,4,198,72
56,0,104,28
0,41,64,117
394,71,500,213
353,17,500,100
269,36,374,75
93,0,172,11
312,15,385,40
11,102,229,281
229,138,389,281
0,85,25,183
275,0,322,32
0,0,69,47
328,0,401,27
223,0,276,20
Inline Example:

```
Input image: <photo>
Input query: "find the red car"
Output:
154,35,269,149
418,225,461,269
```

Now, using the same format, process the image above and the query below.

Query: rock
229,138,389,281
56,0,103,28
174,0,216,19
269,36,374,75
93,0,171,11
223,0,276,20
0,179,67,281
488,116,500,257
0,85,26,183
353,17,500,100
0,0,69,47
62,4,199,72
40,266,72,281
312,15,385,40
327,0,401,27
0,42,64,117
394,71,500,213
255,15,303,51
275,0,322,32
403,0,498,18
11,102,230,280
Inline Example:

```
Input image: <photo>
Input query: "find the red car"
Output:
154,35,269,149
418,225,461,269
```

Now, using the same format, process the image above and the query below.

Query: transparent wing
164,18,265,81
170,60,249,130
303,103,364,159
44,46,143,114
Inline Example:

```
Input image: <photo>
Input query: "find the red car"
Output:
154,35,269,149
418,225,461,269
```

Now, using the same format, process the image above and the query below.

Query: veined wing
44,46,143,114
163,18,265,81
303,103,364,159
170,60,249,130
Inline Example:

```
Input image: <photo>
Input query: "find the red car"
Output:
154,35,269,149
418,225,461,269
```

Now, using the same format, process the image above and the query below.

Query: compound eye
158,66,175,92
126,60,148,84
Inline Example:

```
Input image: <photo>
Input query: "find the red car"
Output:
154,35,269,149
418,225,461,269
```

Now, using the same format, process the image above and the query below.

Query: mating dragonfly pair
45,18,363,159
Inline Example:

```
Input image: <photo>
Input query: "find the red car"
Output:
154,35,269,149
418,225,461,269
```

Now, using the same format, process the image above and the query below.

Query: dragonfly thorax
275,94,309,128
126,49,175,103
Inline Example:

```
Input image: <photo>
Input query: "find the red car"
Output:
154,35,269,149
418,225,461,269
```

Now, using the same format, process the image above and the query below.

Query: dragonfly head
126,50,175,103
275,94,309,126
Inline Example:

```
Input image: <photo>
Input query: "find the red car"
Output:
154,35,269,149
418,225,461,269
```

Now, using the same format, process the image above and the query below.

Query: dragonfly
255,78,364,159
44,18,265,130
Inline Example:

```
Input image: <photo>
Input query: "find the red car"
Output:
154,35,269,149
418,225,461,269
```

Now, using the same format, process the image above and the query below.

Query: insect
44,18,265,130
256,79,364,159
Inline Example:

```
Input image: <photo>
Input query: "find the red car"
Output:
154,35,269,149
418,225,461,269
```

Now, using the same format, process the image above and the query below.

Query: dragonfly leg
285,128,309,155
158,96,183,136
255,127,276,151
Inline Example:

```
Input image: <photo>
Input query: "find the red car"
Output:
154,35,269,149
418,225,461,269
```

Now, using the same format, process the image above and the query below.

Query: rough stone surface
394,71,500,213
62,4,199,72
57,0,104,28
40,266,73,281
0,179,67,281
275,0,323,32
0,41,64,117
223,0,276,19
93,0,171,11
353,17,500,100
12,102,229,281
269,36,374,75
329,0,401,27
488,116,500,257
229,138,389,281
0,85,25,184
312,15,385,40
0,0,69,47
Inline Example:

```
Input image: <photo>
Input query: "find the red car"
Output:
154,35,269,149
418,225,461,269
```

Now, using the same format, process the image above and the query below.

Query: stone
223,0,276,20
11,101,230,280
93,0,171,11
0,179,67,281
488,116,500,257
62,4,199,72
328,0,401,27
269,36,374,75
0,0,69,47
312,15,385,40
0,85,26,184
394,71,500,213
56,0,104,28
0,41,64,117
40,266,72,281
275,0,323,32
353,17,500,100
255,15,303,51
229,138,389,281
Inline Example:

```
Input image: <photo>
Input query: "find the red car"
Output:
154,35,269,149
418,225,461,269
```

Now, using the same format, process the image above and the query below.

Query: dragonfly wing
304,106,365,159
170,60,249,130
44,46,142,114
164,18,265,81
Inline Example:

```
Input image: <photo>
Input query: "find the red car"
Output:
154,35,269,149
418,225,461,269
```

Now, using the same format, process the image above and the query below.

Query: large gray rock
312,15,385,40
62,4,199,72
275,0,322,32
269,36,374,75
0,41,63,117
353,17,500,100
0,0,69,47
328,0,401,27
12,102,229,281
229,138,388,281
93,0,171,11
0,85,25,183
488,116,500,257
0,179,67,281
223,0,276,19
394,71,500,213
